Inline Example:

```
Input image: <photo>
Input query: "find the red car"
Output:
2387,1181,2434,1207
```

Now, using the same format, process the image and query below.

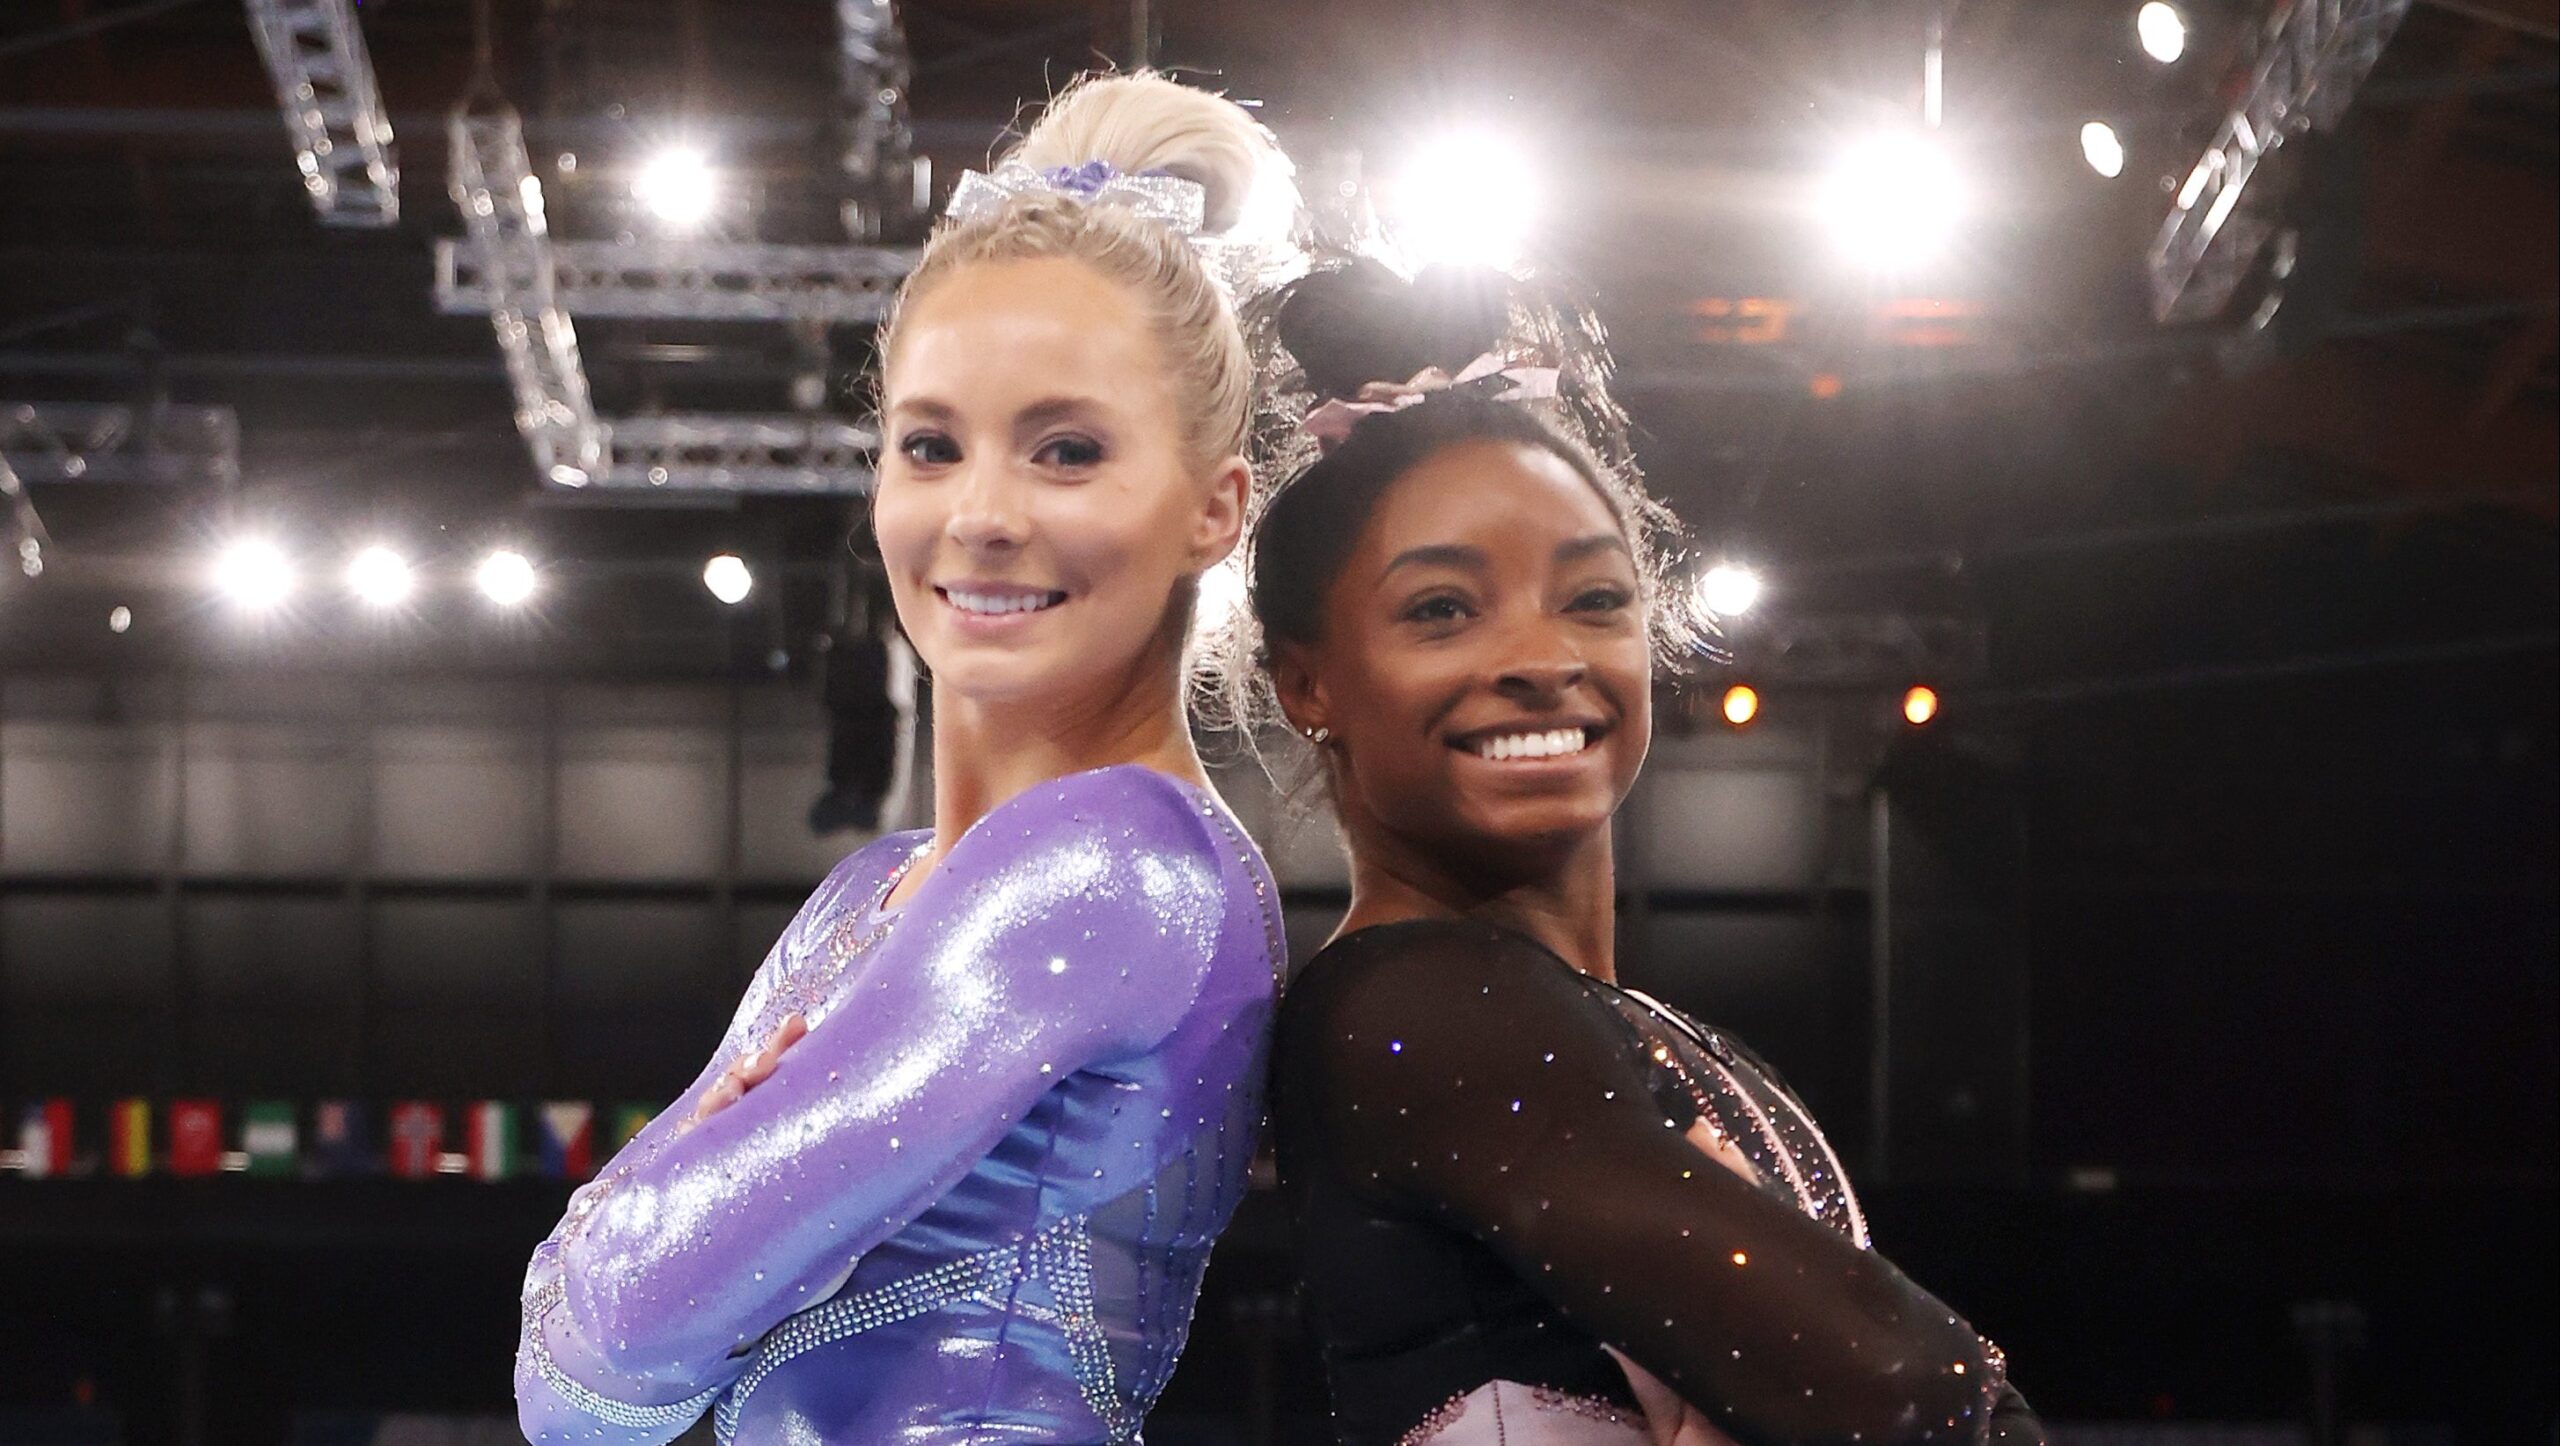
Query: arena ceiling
0,0,2550,687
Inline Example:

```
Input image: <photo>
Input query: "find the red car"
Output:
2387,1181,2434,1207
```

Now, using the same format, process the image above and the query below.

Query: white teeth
944,589,1061,616
1474,727,1588,761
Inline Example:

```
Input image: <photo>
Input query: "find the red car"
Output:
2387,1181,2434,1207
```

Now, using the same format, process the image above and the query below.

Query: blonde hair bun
1009,71,1292,237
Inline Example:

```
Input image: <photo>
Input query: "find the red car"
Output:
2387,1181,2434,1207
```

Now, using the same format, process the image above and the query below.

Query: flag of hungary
466,1102,516,1182
242,1102,297,1177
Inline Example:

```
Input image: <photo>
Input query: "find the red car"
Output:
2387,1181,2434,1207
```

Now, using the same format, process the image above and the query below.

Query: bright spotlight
1721,684,1760,727
346,545,414,608
1192,558,1248,637
703,554,754,606
2080,121,2127,179
633,146,719,230
212,537,295,612
1816,133,1967,269
1903,685,1940,726
476,549,538,607
1696,563,1764,619
1387,127,1538,269
2137,2,2187,63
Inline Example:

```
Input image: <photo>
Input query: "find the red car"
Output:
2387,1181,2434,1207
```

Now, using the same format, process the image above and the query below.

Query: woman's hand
1683,1117,1761,1188
688,1013,809,1126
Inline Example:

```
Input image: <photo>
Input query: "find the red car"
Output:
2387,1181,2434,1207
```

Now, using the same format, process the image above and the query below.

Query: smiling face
1275,437,1652,869
875,256,1245,711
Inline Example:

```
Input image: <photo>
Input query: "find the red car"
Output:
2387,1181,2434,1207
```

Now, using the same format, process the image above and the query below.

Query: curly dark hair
1199,257,1705,781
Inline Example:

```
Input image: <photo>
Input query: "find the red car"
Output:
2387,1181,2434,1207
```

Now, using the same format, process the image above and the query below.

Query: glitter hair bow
1299,351,1561,453
943,159,1208,236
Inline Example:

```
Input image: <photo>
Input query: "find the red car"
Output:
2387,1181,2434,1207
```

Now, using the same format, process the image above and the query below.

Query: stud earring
1303,725,1332,745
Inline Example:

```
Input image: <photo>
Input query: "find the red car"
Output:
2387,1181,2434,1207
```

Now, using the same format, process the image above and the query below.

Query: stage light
633,146,718,230
476,548,537,607
2080,121,2127,179
1816,133,1967,269
1193,557,1248,637
1696,563,1763,619
2137,2,2187,63
703,554,754,605
1387,127,1538,269
1903,685,1940,726
212,536,295,611
346,545,414,608
1721,685,1760,727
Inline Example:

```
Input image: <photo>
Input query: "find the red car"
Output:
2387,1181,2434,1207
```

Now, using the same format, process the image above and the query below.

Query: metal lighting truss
433,239,913,323
0,402,242,487
431,193,895,489
836,0,921,240
447,105,606,487
2148,0,2413,324
0,402,239,581
241,0,399,227
441,5,917,493
603,414,877,493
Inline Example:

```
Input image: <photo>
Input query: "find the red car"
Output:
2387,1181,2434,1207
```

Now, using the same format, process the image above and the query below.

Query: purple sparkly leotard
514,764,1283,1445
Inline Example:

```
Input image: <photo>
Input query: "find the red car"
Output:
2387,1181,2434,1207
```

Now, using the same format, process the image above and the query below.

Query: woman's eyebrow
1556,533,1634,565
1014,396,1113,434
1378,543,1488,585
886,396,958,424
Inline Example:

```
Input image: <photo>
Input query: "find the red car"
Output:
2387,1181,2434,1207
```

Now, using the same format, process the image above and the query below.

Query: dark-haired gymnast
1247,262,2046,1446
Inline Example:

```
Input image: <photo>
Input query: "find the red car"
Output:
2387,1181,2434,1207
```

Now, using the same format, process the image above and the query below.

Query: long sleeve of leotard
1639,1025,2045,1445
1711,1054,2047,1446
514,768,1230,1443
513,841,891,1446
1289,919,2038,1446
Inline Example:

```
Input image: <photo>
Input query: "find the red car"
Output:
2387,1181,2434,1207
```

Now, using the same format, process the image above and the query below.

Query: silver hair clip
943,160,1208,236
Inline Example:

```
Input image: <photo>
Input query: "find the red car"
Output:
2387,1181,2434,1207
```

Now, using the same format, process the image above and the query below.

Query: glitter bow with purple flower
944,159,1208,236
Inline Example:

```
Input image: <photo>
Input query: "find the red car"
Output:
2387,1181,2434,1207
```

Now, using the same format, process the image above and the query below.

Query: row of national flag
4,1098,662,1182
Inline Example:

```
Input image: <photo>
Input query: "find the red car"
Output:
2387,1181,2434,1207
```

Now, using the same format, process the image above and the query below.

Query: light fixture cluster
1382,5,2201,273
602,10,2184,301
2078,6,2191,182
208,537,545,613
1714,683,1943,731
198,538,758,617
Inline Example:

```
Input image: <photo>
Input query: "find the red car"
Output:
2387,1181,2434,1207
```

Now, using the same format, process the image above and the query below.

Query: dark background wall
2,647,2549,1445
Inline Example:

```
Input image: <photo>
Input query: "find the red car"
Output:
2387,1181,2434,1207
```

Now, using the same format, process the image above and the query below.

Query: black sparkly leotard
1273,918,2045,1446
